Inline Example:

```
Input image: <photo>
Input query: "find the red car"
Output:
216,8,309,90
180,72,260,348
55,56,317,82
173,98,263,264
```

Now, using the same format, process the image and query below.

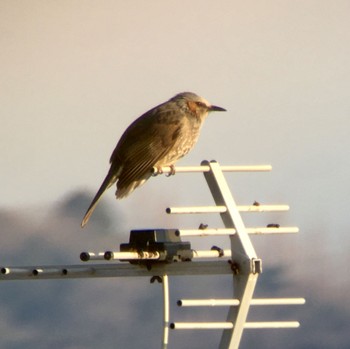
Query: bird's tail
81,169,120,228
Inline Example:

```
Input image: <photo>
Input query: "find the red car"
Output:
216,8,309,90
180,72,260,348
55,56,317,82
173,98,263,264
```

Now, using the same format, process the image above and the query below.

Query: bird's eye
196,101,206,108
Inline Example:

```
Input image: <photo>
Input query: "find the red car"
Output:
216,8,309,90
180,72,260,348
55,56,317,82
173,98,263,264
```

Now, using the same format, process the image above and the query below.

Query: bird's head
171,92,226,119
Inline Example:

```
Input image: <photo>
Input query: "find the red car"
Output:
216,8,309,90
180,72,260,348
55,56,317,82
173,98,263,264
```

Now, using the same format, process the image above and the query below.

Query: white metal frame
0,160,304,349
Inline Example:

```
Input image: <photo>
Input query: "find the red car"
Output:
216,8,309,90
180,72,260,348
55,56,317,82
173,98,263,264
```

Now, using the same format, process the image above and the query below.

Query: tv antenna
0,160,304,348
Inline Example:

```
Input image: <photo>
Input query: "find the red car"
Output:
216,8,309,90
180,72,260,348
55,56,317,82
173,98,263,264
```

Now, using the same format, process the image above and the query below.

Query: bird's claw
152,166,163,176
166,165,176,177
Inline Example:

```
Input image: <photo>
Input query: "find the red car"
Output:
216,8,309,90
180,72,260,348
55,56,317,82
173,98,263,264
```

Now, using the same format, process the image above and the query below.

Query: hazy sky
1,1,350,347
1,0,350,270
1,0,348,204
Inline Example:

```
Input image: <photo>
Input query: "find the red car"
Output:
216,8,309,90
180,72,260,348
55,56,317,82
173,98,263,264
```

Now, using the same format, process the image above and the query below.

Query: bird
81,92,226,227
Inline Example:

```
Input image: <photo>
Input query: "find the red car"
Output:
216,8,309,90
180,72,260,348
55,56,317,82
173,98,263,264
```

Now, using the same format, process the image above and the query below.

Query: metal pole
203,160,260,349
162,275,170,349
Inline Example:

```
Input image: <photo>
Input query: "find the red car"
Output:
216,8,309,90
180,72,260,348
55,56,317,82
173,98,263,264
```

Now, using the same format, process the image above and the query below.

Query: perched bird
81,92,226,227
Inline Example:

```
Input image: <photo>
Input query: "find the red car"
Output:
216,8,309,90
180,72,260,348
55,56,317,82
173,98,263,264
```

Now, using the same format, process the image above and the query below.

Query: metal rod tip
80,252,90,262
104,251,113,260
1,268,9,275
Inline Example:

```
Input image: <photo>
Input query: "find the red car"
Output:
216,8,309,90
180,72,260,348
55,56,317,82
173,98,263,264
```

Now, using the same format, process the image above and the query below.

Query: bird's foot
152,166,163,176
152,165,176,176
166,165,176,177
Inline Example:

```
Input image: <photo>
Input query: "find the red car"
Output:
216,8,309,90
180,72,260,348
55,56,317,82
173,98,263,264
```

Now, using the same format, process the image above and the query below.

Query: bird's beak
209,105,226,112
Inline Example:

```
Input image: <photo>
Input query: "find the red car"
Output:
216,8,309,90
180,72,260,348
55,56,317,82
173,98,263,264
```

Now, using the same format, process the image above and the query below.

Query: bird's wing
110,106,182,189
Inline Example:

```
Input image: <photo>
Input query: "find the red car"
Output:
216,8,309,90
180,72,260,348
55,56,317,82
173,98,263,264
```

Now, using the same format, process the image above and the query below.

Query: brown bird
81,92,226,227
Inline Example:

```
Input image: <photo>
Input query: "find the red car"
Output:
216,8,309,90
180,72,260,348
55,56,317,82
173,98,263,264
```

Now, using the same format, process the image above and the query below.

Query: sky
1,1,350,348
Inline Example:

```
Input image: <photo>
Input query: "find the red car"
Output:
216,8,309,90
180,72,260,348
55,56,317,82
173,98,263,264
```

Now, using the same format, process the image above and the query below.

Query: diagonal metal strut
202,160,261,349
